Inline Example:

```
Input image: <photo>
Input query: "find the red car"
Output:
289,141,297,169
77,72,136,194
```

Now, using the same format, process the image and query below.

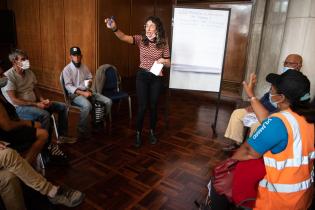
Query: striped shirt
133,35,170,71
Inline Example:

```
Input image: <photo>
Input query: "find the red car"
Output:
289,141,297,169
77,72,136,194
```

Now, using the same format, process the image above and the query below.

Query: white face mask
269,93,281,108
19,60,30,71
146,32,156,41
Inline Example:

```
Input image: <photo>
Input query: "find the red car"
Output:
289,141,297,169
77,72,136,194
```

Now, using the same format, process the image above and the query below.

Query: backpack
91,96,106,126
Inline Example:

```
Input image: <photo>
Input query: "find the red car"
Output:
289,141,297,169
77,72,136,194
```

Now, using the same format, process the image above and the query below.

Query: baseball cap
266,69,311,102
70,47,81,56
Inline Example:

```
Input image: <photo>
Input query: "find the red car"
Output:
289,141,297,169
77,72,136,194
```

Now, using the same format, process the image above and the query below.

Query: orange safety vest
254,109,315,210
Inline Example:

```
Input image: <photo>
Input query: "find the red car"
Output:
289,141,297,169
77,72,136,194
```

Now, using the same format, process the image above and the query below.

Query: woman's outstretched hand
104,17,117,31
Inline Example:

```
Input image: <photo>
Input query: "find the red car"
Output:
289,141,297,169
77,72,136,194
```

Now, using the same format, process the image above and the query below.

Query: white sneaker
57,136,77,144
49,185,85,207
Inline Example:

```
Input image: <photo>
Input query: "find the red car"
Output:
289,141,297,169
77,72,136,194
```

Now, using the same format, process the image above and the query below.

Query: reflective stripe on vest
263,111,315,169
264,151,315,169
259,176,313,193
259,111,314,193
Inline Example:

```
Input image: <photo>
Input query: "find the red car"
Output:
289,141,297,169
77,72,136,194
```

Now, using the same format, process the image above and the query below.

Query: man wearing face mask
62,47,112,139
222,54,303,151
1,49,74,164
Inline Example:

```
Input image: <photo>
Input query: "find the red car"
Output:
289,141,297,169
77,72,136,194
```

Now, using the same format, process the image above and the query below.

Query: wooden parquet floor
44,91,235,210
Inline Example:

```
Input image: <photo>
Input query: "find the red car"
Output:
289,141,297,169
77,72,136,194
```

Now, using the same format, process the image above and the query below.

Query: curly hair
141,16,166,49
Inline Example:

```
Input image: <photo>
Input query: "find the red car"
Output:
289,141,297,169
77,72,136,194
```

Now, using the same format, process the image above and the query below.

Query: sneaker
49,185,85,207
48,144,69,165
57,136,77,144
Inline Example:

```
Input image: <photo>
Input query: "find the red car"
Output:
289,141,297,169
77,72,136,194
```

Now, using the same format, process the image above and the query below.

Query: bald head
284,54,303,71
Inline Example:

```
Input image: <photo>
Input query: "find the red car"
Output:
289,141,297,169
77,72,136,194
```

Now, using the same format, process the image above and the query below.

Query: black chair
101,66,132,120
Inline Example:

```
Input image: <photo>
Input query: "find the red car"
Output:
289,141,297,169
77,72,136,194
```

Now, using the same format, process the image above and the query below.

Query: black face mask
72,60,81,68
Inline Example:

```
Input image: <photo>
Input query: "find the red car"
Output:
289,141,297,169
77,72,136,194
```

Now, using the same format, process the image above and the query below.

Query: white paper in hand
243,113,259,127
150,61,164,76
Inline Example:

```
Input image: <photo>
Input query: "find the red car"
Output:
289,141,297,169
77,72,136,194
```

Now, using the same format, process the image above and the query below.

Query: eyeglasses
284,61,298,66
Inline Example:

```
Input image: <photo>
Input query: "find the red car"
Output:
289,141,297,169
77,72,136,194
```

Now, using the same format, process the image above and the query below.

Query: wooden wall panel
98,0,130,76
129,0,155,75
0,0,7,9
39,0,65,90
7,0,172,92
8,0,42,78
64,0,97,74
208,3,252,82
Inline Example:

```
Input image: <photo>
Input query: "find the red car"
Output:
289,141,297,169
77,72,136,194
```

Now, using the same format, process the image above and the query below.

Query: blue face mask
281,66,290,73
269,93,280,108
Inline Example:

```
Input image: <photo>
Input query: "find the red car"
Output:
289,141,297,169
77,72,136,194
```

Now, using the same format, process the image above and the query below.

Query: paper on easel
150,61,164,76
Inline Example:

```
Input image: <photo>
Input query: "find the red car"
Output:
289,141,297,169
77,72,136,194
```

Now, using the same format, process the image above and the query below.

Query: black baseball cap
266,69,311,102
70,46,81,56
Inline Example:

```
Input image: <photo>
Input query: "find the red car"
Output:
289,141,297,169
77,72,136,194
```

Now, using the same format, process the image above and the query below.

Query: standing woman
104,16,171,147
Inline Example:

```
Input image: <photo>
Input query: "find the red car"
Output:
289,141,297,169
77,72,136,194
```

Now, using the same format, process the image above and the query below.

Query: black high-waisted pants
136,69,162,132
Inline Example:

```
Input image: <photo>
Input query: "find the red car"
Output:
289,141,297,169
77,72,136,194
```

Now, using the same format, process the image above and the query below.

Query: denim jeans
72,93,112,134
136,69,162,131
15,101,68,136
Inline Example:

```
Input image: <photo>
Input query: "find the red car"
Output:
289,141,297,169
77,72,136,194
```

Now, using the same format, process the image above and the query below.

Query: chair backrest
59,73,71,106
103,66,120,93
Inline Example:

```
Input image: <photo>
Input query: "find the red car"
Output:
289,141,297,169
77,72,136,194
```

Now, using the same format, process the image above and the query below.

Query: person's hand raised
104,17,117,31
243,73,257,98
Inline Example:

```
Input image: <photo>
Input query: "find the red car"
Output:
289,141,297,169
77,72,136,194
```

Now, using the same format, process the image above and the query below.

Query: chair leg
117,99,121,112
51,114,59,140
128,96,132,119
108,110,112,123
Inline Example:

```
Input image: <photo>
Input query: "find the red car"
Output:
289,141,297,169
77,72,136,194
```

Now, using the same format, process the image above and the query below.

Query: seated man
223,54,303,151
0,61,47,164
62,46,112,138
0,144,85,209
1,49,73,163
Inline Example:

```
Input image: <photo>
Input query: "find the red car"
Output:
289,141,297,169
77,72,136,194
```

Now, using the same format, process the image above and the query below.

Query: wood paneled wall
8,0,252,96
98,0,174,77
0,0,7,9
8,0,97,91
8,0,173,92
